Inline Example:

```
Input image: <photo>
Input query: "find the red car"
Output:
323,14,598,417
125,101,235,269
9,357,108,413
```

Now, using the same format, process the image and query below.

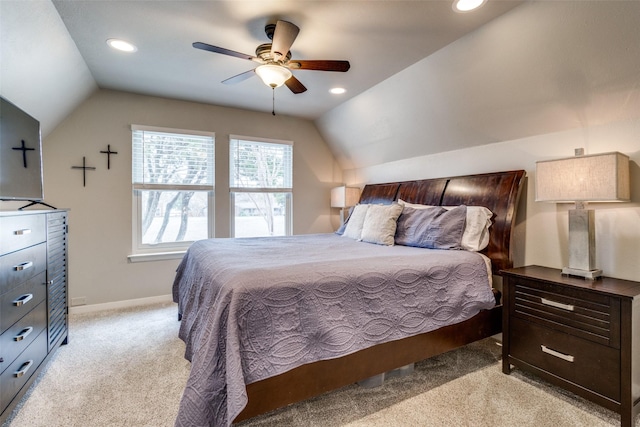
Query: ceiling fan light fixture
453,0,486,12
330,87,346,95
255,64,292,88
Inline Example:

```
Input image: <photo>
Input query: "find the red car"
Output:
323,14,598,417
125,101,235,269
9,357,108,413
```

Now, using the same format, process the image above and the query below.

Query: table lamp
331,186,360,224
535,149,630,279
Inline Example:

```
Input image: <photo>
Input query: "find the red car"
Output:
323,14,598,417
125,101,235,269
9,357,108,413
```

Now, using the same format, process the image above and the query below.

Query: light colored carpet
3,302,627,427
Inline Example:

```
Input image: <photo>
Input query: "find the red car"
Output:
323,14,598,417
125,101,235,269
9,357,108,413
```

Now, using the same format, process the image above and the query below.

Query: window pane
230,139,292,189
133,130,214,186
233,192,289,237
140,190,209,244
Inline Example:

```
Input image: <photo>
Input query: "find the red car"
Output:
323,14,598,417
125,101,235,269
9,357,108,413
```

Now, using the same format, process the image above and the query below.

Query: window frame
229,135,293,238
131,124,215,256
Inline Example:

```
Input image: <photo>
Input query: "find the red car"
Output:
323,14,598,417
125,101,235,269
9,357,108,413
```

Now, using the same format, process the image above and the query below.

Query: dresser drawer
0,243,47,294
0,271,47,334
0,301,47,375
0,329,47,414
511,317,620,401
511,277,620,348
0,215,46,255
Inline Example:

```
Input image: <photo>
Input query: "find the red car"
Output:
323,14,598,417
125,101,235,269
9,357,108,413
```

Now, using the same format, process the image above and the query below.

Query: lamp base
562,266,603,280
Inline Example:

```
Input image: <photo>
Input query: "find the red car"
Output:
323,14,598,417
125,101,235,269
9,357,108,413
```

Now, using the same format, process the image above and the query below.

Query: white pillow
456,206,493,251
398,199,493,251
342,204,369,240
360,203,403,246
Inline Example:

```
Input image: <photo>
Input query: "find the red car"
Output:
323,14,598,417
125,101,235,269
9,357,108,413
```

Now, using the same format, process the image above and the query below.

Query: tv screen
0,96,44,202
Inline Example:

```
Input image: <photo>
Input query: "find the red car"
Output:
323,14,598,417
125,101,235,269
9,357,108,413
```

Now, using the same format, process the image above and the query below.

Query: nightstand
502,266,640,427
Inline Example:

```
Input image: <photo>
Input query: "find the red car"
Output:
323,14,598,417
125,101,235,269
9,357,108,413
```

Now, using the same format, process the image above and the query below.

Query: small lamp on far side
535,149,630,279
331,186,360,224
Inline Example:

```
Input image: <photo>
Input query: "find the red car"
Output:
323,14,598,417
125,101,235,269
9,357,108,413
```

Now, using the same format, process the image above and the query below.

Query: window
229,136,292,237
132,125,214,253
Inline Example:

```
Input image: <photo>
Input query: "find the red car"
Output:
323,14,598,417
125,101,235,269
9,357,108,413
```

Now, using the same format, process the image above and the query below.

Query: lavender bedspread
172,233,496,427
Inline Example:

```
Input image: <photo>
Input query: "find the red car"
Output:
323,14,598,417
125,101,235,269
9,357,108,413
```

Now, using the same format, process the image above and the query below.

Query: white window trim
130,125,215,257
131,124,215,138
229,134,293,147
229,135,293,238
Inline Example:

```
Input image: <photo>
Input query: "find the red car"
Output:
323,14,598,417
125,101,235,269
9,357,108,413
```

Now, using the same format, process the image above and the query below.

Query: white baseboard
69,294,173,314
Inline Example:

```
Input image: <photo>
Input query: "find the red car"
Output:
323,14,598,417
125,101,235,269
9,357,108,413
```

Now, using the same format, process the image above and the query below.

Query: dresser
502,265,640,427
0,210,69,424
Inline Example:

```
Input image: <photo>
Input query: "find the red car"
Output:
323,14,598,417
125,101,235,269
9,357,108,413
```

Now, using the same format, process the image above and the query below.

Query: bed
173,169,525,427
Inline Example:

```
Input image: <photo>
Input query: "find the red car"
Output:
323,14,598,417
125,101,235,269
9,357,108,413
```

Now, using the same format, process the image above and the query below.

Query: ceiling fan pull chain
272,88,276,116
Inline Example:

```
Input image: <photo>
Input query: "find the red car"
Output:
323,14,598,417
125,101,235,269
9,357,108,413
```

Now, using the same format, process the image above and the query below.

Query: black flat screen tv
0,96,44,202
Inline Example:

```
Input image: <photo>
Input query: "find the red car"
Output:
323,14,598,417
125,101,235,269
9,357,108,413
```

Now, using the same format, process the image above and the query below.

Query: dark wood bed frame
235,169,526,423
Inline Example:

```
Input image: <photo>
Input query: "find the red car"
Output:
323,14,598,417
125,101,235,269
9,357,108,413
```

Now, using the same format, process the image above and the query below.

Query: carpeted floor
2,302,628,426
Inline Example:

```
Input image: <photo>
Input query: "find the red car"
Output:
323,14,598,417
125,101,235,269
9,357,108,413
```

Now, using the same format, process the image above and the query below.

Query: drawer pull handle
14,326,34,342
14,261,33,272
541,297,574,312
14,360,34,378
13,293,34,307
541,345,575,362
14,228,32,235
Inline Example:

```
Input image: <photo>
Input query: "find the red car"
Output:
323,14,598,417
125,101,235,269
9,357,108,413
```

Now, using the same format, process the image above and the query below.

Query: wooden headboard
358,170,526,275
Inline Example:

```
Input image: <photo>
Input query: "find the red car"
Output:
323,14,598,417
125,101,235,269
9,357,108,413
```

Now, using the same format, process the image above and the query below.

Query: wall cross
100,144,118,169
71,157,96,187
12,139,35,168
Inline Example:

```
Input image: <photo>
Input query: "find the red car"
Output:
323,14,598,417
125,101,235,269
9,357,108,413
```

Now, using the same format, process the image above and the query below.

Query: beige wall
41,89,342,306
344,119,640,282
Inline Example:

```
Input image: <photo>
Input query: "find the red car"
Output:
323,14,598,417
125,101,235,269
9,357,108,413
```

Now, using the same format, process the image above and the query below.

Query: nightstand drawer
511,317,620,401
511,277,619,348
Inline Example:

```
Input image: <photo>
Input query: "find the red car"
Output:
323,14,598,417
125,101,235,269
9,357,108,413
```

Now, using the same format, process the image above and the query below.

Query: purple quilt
172,233,496,426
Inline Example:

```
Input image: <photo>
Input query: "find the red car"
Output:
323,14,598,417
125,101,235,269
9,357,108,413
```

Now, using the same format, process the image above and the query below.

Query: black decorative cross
71,157,96,187
12,140,35,168
100,144,118,169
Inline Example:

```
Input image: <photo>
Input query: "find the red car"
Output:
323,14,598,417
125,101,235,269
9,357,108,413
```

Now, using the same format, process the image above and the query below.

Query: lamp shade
331,186,360,208
536,151,630,202
255,64,292,88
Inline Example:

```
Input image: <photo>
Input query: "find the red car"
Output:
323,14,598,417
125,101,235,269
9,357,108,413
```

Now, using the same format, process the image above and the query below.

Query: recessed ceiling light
106,38,137,52
453,0,487,12
329,87,346,95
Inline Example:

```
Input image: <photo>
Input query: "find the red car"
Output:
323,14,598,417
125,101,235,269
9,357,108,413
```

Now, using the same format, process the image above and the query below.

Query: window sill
128,251,186,263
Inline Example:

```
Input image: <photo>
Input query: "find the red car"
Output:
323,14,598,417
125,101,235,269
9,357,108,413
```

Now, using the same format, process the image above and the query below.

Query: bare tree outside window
230,137,292,237
132,127,214,250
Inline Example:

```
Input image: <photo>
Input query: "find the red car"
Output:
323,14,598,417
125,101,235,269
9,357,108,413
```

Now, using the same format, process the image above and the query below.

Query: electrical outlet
71,297,87,306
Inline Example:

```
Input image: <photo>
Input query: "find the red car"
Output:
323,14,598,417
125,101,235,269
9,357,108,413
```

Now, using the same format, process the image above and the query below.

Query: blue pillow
395,205,467,249
335,206,355,235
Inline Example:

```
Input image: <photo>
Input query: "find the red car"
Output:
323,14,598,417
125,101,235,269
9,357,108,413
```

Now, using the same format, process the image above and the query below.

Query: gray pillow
395,205,467,249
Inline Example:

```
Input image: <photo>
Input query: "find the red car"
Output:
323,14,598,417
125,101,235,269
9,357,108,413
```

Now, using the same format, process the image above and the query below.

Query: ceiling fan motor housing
256,43,291,64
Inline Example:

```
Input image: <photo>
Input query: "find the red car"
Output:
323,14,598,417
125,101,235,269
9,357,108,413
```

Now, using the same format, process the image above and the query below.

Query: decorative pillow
459,206,493,251
360,203,403,245
395,205,467,249
342,204,369,240
398,200,492,251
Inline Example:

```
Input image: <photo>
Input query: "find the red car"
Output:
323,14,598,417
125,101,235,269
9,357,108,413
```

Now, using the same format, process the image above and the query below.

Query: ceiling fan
193,20,350,94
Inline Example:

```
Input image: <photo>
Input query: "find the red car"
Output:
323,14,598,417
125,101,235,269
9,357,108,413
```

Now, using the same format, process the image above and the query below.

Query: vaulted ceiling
2,1,639,172
1,0,521,135
50,0,521,119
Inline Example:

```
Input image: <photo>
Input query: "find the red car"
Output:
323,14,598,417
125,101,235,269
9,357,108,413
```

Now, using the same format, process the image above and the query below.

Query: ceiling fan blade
285,75,307,94
222,69,256,85
288,60,351,72
193,42,257,62
271,20,300,61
